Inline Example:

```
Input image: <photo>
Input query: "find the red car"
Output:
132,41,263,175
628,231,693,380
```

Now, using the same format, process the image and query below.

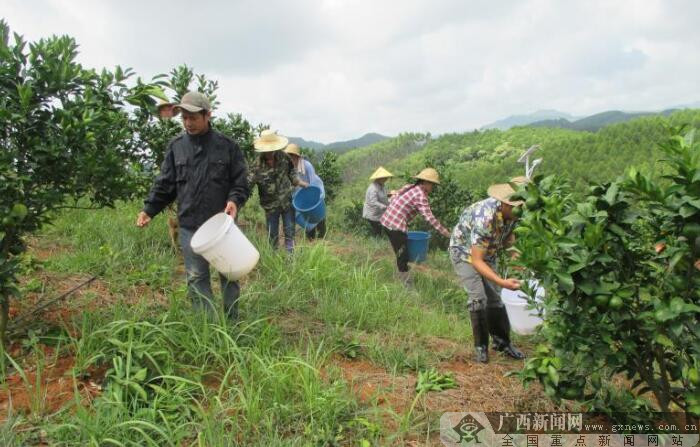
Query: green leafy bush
317,151,343,201
514,128,700,421
0,20,164,343
342,200,374,236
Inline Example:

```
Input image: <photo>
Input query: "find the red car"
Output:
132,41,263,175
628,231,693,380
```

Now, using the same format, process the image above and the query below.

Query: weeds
4,198,549,444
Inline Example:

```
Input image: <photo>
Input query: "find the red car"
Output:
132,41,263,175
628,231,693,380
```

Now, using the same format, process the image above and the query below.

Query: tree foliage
513,128,700,421
0,20,166,342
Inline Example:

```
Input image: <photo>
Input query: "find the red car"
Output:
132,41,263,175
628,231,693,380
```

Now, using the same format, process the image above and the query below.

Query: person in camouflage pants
249,130,308,252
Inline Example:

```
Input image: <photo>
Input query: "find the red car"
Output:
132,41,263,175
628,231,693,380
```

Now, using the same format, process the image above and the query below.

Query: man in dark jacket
136,91,250,321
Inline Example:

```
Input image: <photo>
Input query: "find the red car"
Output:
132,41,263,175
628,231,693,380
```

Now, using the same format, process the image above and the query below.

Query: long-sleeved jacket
362,181,389,222
248,151,301,213
143,128,250,230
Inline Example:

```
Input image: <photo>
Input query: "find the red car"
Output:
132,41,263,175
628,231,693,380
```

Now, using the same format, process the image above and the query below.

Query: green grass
3,198,495,445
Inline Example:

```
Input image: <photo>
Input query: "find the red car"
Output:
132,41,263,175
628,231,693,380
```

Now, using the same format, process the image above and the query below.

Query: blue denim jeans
266,207,295,252
179,226,239,320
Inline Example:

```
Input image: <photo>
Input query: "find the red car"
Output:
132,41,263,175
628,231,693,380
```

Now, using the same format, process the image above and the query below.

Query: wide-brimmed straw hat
284,143,301,156
155,99,175,118
487,183,524,206
509,176,529,186
254,130,289,152
369,167,394,180
414,168,440,184
156,99,173,110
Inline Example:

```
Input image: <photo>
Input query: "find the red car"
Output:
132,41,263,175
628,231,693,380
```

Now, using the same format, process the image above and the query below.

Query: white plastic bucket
500,281,545,335
190,213,259,281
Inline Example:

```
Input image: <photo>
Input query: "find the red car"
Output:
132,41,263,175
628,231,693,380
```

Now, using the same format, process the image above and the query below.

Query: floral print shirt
449,198,515,264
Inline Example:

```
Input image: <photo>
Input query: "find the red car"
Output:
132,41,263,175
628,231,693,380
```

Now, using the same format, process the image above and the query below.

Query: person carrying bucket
284,143,326,240
380,168,451,287
249,130,309,252
448,178,527,363
363,167,393,237
136,91,250,321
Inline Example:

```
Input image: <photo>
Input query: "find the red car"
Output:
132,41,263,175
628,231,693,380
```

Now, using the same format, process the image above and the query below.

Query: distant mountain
671,101,700,109
529,109,679,132
288,132,390,153
287,137,325,151
324,133,389,153
480,109,578,131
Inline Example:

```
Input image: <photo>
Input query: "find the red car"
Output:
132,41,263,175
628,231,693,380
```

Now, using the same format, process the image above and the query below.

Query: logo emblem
453,414,485,444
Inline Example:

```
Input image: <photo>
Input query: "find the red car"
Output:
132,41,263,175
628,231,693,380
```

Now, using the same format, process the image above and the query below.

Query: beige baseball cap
173,91,211,114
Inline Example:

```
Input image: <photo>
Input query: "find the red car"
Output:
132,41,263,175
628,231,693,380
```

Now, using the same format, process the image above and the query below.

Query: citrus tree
0,21,165,344
513,128,700,422
316,151,342,201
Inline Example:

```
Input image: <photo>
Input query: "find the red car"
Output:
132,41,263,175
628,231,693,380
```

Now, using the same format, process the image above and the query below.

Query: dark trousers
385,228,409,272
305,219,327,240
367,219,383,237
266,207,295,252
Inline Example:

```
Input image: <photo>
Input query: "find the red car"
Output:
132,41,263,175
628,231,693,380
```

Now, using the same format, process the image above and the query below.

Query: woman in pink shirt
380,168,450,286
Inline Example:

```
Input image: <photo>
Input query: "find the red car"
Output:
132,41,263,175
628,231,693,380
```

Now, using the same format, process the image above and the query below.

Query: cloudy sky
4,0,699,142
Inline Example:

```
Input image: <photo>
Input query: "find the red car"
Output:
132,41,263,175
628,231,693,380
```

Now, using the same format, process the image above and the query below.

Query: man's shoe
492,336,525,359
474,345,489,363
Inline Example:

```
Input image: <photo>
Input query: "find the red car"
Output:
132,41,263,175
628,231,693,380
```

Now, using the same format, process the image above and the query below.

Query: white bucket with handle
500,280,545,335
190,213,259,280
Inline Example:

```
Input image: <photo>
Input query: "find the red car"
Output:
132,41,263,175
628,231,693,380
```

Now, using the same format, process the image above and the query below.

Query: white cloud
3,0,699,141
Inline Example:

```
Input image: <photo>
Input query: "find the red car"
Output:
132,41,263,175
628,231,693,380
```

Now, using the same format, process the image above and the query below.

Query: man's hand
136,211,151,227
441,228,451,238
299,181,310,188
225,201,238,219
695,259,700,271
501,278,521,290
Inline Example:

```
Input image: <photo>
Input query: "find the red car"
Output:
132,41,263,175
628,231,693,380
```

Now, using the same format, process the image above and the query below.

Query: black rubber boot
470,310,489,363
488,306,525,359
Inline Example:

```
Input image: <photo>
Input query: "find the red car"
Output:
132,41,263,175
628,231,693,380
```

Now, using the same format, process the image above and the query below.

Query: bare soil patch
0,346,105,419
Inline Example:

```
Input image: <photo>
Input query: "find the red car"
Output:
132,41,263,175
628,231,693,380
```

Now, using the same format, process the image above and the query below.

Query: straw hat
156,99,173,109
369,167,394,180
254,130,289,152
509,176,529,186
284,143,301,156
487,183,524,206
156,99,175,118
414,168,440,184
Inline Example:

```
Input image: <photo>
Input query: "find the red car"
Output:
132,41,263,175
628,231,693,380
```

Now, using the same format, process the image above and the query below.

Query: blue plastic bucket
292,186,326,224
295,210,318,231
407,231,431,263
